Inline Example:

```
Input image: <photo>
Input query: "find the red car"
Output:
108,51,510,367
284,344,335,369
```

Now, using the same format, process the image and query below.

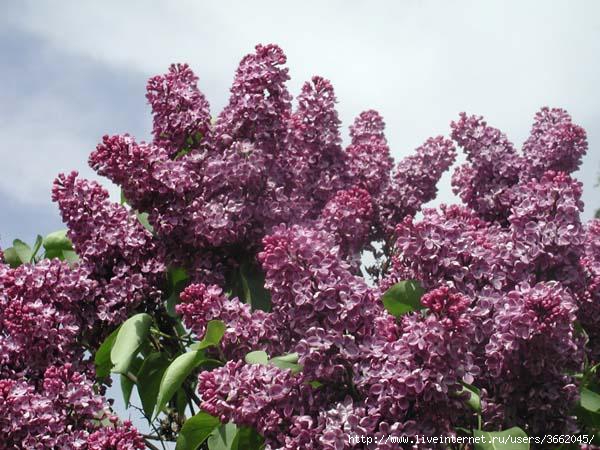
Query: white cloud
2,0,600,217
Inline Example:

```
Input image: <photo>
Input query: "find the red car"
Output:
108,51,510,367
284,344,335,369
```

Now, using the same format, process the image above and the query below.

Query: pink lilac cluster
52,171,165,324
0,256,146,447
450,107,587,223
450,112,522,222
0,362,143,449
390,108,594,436
192,105,596,447
196,286,478,449
84,43,454,289
317,187,374,265
484,282,582,434
177,283,281,360
6,42,596,448
0,259,95,378
580,219,600,358
146,63,212,156
376,136,457,239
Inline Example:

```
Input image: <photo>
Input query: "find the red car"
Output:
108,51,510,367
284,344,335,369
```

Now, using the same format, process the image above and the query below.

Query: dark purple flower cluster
450,108,587,223
0,234,146,446
390,108,594,437
6,42,598,448
0,355,143,448
52,171,165,324
83,43,455,291
580,219,600,358
177,283,281,360
0,259,95,378
484,282,582,433
146,63,212,157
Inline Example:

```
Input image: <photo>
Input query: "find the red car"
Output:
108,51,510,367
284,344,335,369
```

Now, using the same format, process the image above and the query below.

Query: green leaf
43,229,73,251
166,267,189,317
175,412,220,450
3,247,21,268
12,239,32,264
473,427,529,450
170,267,189,286
176,388,188,417
245,351,301,373
110,313,153,374
208,423,239,450
120,189,128,205
245,350,269,366
136,211,154,233
190,320,226,351
581,387,600,412
61,249,79,264
381,280,425,317
270,353,302,373
155,350,205,418
120,357,142,407
30,235,43,262
240,259,271,312
137,352,170,417
94,327,120,379
236,427,264,450
461,383,481,413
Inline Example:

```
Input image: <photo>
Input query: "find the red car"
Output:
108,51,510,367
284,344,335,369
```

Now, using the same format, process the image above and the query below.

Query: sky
1,0,599,443
1,1,599,248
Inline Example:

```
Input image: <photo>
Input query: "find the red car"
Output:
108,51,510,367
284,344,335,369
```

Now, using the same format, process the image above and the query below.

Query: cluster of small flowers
2,42,598,449
190,105,596,446
1,207,149,445
0,259,145,447
52,171,165,324
177,283,281,360
83,43,456,287
391,109,591,436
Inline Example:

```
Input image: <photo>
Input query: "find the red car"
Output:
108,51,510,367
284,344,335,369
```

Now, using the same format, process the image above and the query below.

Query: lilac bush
1,43,599,449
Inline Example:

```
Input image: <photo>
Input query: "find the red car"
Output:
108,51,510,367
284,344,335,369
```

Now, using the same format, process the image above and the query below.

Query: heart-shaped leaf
110,313,153,374
381,280,425,317
175,412,220,450
155,350,205,419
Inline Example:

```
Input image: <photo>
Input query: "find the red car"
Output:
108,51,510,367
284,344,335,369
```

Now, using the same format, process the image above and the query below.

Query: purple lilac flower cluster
177,283,281,360
0,258,145,448
193,104,594,446
83,43,454,287
52,171,165,324
390,108,592,437
3,42,598,448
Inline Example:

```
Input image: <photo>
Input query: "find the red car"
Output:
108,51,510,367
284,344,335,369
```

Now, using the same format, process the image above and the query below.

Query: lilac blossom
287,76,346,215
345,110,393,197
146,63,212,157
522,107,588,179
483,282,582,433
0,259,96,377
377,136,456,239
52,171,165,324
450,112,522,222
177,283,281,360
0,364,140,449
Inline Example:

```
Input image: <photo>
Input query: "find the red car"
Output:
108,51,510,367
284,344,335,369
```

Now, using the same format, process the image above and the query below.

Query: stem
131,405,167,450
125,371,138,384
143,439,162,450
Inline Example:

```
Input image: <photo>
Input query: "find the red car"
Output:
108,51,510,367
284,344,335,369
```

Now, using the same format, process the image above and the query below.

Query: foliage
1,43,599,450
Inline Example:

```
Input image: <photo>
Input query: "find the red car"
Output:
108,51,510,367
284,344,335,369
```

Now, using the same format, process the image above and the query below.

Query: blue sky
1,1,600,248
